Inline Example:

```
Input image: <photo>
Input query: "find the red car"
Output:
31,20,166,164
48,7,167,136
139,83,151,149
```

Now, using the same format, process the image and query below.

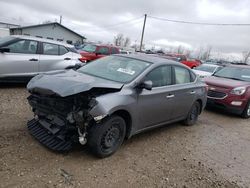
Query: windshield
78,56,151,83
214,66,250,82
0,36,15,47
82,44,97,53
195,65,217,73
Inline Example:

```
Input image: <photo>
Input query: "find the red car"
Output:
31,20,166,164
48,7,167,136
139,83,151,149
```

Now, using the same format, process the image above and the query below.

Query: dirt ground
0,85,249,188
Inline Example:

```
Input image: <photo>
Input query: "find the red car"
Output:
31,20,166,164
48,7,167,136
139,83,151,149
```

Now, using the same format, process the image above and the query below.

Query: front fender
89,91,136,120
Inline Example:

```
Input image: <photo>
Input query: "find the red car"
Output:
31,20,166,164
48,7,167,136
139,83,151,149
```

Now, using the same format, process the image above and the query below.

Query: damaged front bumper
27,94,96,152
27,118,73,151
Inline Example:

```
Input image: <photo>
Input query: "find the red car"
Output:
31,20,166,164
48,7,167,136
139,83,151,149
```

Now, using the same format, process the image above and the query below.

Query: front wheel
184,101,201,126
241,100,250,119
87,115,126,158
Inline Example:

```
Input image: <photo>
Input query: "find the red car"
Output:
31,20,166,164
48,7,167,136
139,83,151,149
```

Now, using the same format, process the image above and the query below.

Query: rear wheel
87,115,126,158
184,101,200,126
241,100,250,119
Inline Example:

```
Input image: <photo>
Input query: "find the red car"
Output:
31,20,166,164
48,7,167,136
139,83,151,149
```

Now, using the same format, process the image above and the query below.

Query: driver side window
145,66,172,87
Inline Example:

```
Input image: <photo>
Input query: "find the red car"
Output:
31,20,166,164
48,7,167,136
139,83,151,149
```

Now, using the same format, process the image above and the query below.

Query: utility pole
139,14,147,52
59,15,62,24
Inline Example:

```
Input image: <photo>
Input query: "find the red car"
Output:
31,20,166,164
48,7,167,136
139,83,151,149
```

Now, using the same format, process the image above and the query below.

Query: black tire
87,115,126,158
184,101,200,126
241,100,250,119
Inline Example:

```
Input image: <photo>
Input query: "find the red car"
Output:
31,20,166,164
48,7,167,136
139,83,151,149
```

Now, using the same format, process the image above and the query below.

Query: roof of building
10,22,86,39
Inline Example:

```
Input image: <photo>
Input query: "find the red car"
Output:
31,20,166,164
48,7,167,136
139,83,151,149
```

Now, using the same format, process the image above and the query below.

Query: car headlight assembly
230,87,246,95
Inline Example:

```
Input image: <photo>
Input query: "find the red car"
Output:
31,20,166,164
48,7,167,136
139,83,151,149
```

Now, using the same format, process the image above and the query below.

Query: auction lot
0,85,250,188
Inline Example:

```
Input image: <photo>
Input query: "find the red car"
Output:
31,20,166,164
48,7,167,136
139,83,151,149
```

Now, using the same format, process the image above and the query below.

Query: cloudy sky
0,0,250,58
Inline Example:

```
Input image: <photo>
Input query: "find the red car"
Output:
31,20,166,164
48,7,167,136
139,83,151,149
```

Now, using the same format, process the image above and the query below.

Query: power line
100,16,143,29
148,15,250,26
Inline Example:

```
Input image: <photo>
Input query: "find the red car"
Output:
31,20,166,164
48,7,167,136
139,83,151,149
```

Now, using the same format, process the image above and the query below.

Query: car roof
114,54,187,67
10,35,74,47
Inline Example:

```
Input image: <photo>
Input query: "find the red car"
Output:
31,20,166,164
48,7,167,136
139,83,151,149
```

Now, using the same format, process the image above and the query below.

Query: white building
10,22,86,44
0,21,19,38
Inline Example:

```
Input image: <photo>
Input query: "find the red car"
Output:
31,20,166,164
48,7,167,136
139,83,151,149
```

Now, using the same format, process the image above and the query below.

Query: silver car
0,35,82,82
27,54,207,158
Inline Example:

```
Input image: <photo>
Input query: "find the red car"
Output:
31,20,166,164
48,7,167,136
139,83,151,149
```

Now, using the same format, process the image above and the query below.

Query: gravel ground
0,85,249,188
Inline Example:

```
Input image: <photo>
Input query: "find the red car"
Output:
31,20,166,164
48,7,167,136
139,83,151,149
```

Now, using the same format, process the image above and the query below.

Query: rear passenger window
174,66,191,84
43,43,59,55
59,46,69,55
145,66,172,87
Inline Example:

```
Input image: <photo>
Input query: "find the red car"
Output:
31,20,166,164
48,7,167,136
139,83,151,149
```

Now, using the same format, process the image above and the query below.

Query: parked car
193,64,223,78
0,35,83,82
165,54,201,68
204,65,250,118
79,44,120,62
26,54,207,158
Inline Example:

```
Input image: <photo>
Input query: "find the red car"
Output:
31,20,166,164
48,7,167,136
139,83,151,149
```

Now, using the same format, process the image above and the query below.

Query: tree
242,51,250,64
176,45,184,54
197,45,212,60
123,37,131,47
113,33,124,46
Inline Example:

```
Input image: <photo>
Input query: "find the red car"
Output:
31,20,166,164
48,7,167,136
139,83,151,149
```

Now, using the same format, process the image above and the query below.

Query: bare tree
242,51,250,64
123,37,131,47
198,46,212,60
176,45,184,54
113,33,124,46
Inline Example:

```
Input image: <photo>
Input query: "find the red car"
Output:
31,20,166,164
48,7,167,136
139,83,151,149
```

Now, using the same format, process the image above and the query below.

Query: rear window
82,44,97,53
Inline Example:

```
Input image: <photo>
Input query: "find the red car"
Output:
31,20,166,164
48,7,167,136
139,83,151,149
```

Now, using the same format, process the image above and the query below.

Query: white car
0,35,83,82
193,64,223,78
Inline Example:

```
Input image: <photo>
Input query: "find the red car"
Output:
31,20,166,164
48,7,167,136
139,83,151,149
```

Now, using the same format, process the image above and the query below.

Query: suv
0,35,82,82
204,65,250,118
79,44,120,62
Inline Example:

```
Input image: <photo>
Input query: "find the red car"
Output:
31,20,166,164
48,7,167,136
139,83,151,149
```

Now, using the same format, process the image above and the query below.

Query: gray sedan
0,35,82,82
27,54,207,158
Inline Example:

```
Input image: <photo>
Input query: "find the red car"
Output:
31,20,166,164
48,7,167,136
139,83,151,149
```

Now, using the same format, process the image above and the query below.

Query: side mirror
0,47,10,53
138,80,153,90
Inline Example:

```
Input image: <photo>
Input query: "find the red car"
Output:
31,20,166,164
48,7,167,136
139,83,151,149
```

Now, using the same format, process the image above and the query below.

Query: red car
79,44,120,62
204,65,250,118
165,54,201,68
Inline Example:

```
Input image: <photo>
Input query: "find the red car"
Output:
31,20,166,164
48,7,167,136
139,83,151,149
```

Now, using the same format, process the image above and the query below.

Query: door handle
190,91,196,94
29,58,38,61
64,57,71,60
166,94,175,99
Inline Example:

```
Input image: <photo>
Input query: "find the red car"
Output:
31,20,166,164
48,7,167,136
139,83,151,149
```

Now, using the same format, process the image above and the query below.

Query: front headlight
230,87,246,95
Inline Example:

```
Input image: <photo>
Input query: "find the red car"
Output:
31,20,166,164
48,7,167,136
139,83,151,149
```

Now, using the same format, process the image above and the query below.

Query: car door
39,43,74,72
169,66,198,119
0,39,39,77
137,65,175,129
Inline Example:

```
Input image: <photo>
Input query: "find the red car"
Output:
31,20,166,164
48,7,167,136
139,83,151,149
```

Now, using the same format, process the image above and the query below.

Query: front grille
207,90,227,99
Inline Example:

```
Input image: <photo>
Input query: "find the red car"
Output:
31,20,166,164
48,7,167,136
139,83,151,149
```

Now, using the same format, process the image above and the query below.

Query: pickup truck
165,54,201,68
79,44,120,62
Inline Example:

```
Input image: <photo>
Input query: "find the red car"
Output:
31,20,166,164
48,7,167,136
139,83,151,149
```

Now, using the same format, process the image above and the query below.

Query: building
0,21,20,37
10,22,86,44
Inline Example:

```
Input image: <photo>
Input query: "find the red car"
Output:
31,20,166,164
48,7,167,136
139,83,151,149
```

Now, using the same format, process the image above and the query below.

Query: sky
0,0,250,59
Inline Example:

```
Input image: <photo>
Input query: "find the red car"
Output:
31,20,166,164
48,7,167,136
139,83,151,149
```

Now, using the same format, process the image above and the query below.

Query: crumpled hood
27,70,124,97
